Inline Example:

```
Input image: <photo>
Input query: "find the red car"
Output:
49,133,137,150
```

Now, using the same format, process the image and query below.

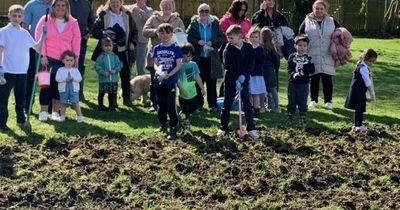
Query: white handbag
172,28,188,46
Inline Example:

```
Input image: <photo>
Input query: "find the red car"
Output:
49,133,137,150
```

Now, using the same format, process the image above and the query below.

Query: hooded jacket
186,15,224,79
143,11,185,67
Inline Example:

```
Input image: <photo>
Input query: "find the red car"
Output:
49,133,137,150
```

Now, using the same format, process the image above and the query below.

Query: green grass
1,38,399,141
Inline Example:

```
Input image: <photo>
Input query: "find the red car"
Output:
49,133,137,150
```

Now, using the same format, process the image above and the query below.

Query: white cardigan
55,67,82,93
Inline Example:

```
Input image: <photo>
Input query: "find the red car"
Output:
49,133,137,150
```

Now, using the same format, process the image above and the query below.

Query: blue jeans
135,42,148,76
0,73,27,127
287,83,309,115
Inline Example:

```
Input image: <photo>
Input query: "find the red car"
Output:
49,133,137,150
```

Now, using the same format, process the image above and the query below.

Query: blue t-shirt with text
152,42,183,84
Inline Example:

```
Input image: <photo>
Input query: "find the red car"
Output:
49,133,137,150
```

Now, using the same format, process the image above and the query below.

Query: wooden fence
0,0,396,34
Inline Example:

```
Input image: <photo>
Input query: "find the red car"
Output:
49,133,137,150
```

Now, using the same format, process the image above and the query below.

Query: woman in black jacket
91,0,138,107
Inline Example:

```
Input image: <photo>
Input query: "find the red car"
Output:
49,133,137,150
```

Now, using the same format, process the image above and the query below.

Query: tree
382,0,400,34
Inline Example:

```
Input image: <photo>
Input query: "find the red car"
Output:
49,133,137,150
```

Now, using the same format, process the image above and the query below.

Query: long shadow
332,107,400,126
261,135,317,157
2,126,47,147
50,116,126,139
181,130,239,160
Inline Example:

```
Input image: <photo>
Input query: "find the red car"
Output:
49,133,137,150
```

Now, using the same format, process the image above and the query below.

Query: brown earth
0,124,399,209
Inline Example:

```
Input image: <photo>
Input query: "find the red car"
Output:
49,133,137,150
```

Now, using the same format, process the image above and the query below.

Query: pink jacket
36,15,81,61
220,13,251,38
330,27,353,67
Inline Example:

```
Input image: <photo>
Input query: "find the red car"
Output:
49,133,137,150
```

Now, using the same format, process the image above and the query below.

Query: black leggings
354,109,364,127
98,93,116,108
310,73,333,103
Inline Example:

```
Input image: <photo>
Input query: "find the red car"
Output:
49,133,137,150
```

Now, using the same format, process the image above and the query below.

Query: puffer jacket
304,13,336,76
142,11,185,67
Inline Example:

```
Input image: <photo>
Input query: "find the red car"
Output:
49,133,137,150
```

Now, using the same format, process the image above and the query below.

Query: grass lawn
0,38,399,209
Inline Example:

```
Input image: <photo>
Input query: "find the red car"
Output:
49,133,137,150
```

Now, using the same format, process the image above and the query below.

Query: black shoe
0,125,10,131
300,116,307,128
123,99,134,107
99,106,108,111
167,127,177,140
18,121,32,133
155,124,168,133
108,107,116,112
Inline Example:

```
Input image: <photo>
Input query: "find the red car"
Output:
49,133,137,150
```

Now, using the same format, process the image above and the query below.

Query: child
55,51,84,123
345,49,377,132
95,37,123,111
260,27,281,113
177,43,206,130
153,23,183,140
0,5,39,132
287,35,315,128
219,24,259,139
247,26,266,118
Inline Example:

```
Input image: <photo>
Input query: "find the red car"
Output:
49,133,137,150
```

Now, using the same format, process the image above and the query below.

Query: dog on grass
130,74,151,105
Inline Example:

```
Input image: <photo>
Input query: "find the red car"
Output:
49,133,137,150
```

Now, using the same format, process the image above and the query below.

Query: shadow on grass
181,130,239,159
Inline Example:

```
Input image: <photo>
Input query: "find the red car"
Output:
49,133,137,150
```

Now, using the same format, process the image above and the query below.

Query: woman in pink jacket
220,0,251,39
35,0,81,121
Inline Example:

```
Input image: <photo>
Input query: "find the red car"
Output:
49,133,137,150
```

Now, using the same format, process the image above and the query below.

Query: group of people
0,0,377,139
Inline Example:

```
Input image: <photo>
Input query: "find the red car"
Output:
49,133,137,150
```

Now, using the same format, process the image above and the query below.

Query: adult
219,0,251,97
299,0,340,110
22,0,52,114
251,0,290,94
91,0,139,107
143,0,185,112
69,0,95,102
128,0,153,76
251,0,289,28
186,3,224,111
35,0,81,121
220,0,251,38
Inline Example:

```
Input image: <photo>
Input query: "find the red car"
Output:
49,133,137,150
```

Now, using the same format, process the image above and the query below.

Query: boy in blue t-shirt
177,43,205,130
152,23,183,140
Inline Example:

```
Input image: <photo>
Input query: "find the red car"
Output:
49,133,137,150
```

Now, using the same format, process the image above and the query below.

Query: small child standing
260,27,281,113
0,5,39,132
247,27,266,118
95,37,123,111
153,23,183,140
345,49,377,132
219,24,259,139
55,51,83,123
287,35,315,128
177,43,205,130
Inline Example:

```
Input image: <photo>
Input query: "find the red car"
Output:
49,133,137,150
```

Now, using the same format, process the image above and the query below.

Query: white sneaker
58,115,66,122
52,112,60,121
217,129,227,136
308,101,318,109
355,125,368,132
248,130,259,139
38,111,48,121
77,116,84,123
324,102,333,110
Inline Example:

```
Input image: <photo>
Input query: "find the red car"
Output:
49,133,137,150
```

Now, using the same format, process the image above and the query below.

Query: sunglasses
199,9,210,14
